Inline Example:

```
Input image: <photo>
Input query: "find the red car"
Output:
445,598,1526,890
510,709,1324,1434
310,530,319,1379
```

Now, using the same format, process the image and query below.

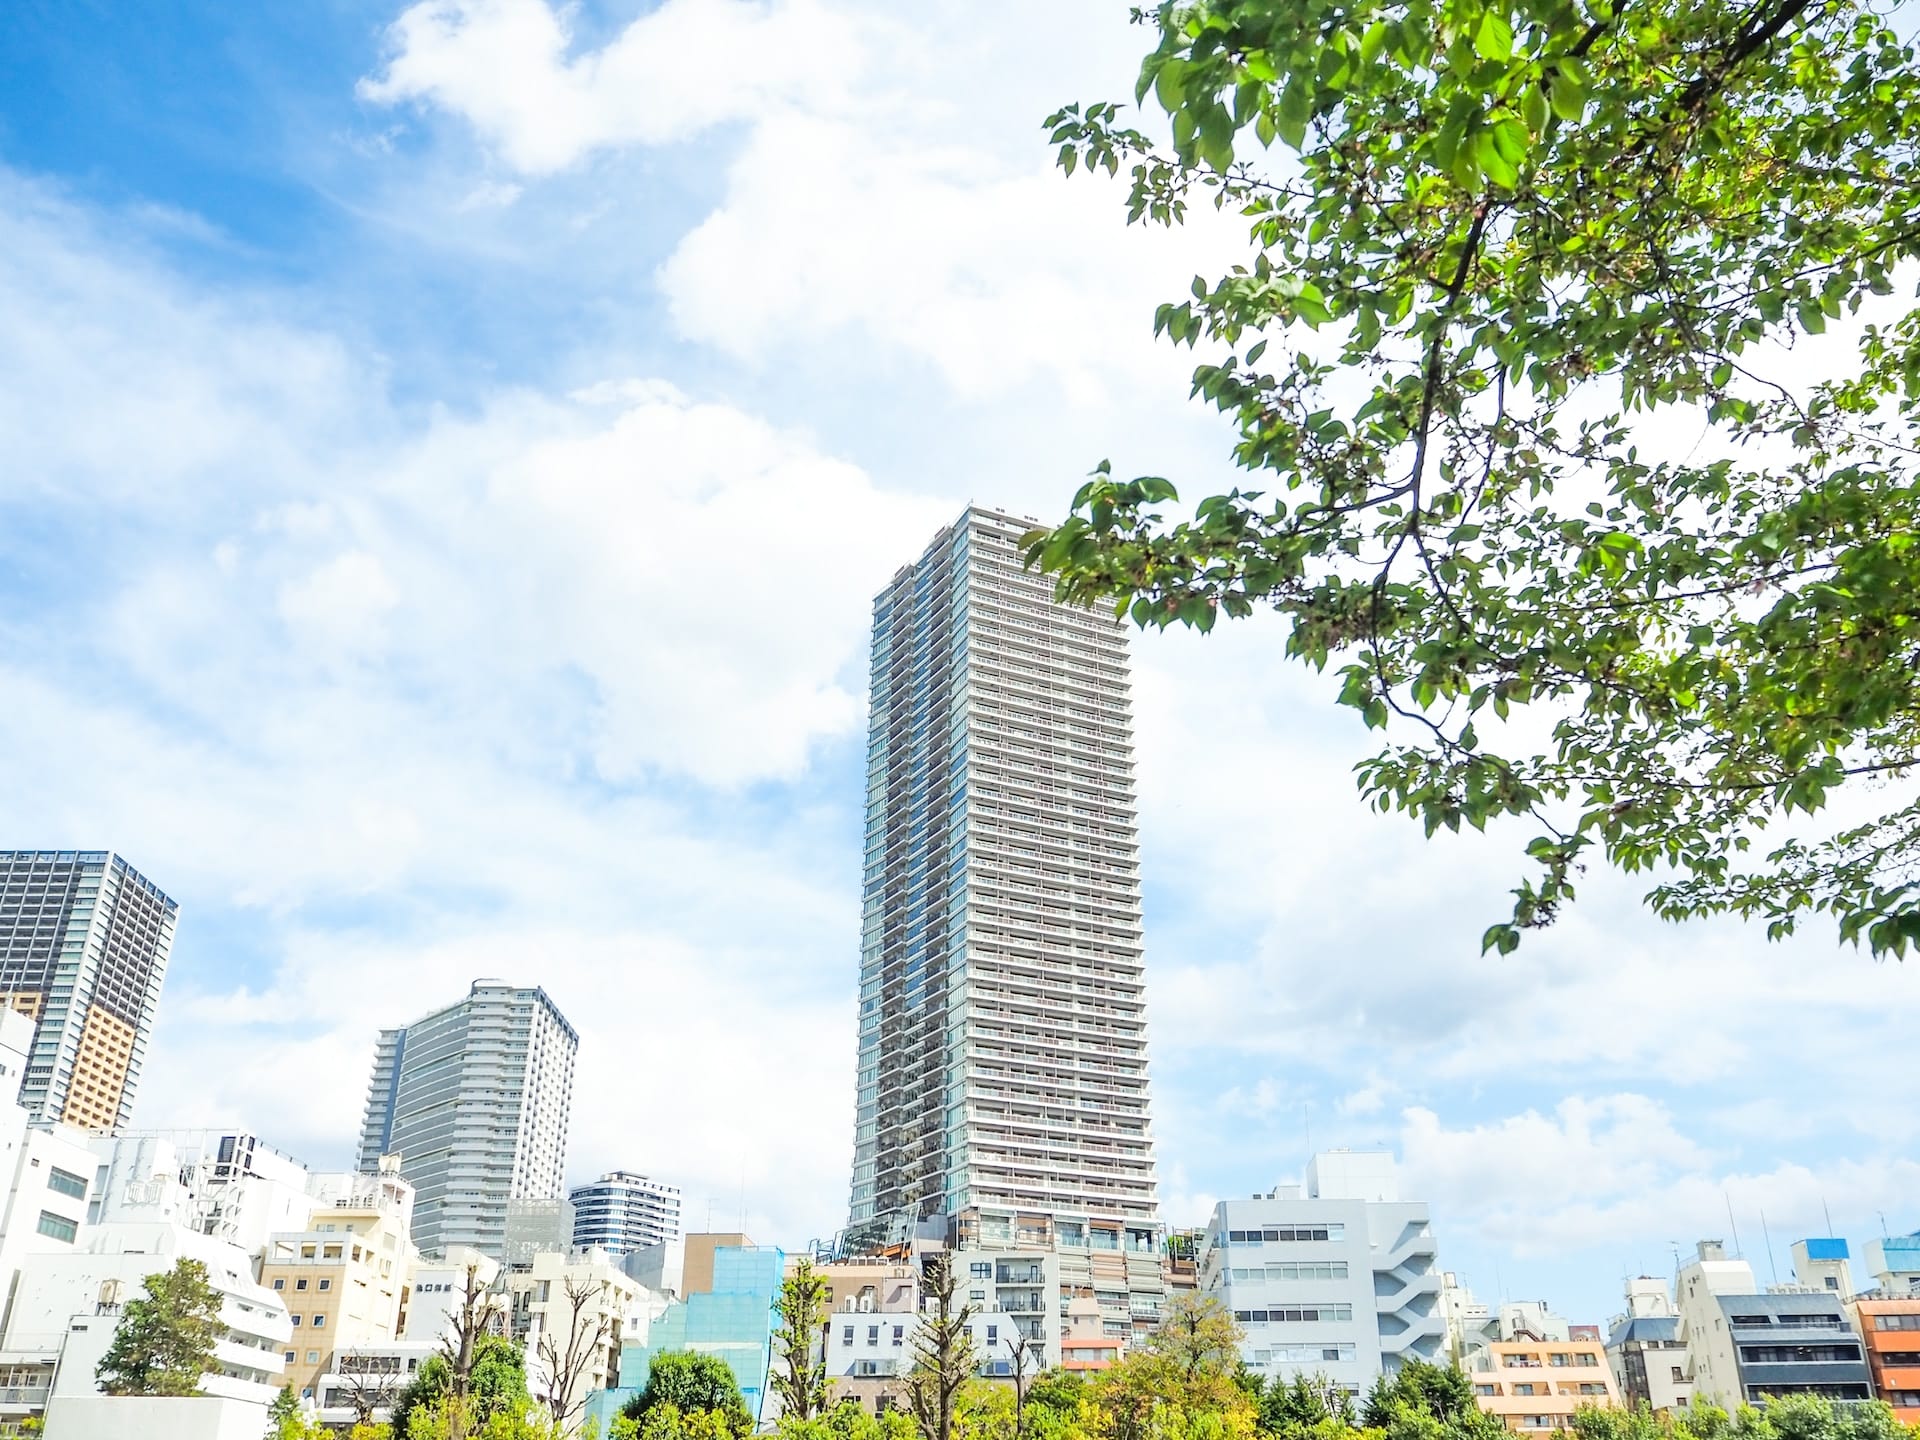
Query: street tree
1026,0,1920,954
770,1258,835,1423
904,1255,978,1440
535,1276,619,1434
621,1352,752,1437
95,1257,226,1397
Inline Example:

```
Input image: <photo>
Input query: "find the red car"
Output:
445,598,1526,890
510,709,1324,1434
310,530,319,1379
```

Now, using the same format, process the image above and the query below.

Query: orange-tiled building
1852,1298,1920,1424
1472,1337,1622,1433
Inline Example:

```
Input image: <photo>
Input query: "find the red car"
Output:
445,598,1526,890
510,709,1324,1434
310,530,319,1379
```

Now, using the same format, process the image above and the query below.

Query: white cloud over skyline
1,0,1915,1327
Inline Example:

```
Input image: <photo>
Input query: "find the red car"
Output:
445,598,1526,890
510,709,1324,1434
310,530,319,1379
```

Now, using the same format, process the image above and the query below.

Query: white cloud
359,0,866,174
1399,1097,1920,1262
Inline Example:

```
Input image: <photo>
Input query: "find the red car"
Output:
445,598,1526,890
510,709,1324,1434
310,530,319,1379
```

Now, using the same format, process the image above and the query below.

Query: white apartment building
570,1172,682,1256
1201,1151,1446,1395
87,1131,314,1256
511,1248,654,1418
848,508,1163,1344
6,1219,291,1403
359,981,578,1258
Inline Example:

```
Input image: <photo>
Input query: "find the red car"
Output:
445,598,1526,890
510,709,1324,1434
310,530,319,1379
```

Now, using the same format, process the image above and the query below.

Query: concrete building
847,507,1163,1348
1850,1297,1920,1423
1865,1232,1920,1299
571,1172,683,1256
1200,1151,1445,1395
1606,1277,1692,1414
1470,1335,1620,1432
1060,1295,1123,1372
509,1247,653,1419
623,1235,685,1300
87,1131,314,1257
258,1159,416,1400
1675,1240,1873,1406
358,981,578,1258
395,1246,503,1341
4,1218,291,1404
821,1286,1027,1413
0,851,177,1130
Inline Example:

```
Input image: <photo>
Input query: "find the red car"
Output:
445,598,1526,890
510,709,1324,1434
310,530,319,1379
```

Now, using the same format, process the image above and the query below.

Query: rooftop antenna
1760,1209,1780,1286
1725,1191,1745,1259
1823,1198,1836,1238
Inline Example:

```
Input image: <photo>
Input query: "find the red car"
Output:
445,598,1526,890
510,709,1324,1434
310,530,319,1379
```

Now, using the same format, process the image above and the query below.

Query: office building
1200,1150,1446,1394
0,851,177,1130
358,981,577,1258
847,507,1162,1342
509,1247,652,1417
570,1171,683,1256
258,1160,416,1400
1675,1240,1873,1405
1606,1277,1693,1413
1851,1297,1920,1422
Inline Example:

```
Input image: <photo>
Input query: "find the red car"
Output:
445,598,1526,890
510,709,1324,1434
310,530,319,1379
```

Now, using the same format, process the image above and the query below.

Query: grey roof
1607,1315,1679,1348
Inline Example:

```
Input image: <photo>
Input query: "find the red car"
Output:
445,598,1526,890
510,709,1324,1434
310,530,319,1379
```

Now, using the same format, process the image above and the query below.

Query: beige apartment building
1472,1336,1622,1432
259,1160,415,1399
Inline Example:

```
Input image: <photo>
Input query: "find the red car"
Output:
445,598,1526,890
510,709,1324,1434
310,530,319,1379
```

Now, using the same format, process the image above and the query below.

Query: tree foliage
1088,1295,1254,1440
393,1337,532,1440
622,1352,752,1438
772,1259,836,1423
1026,0,1920,954
95,1257,226,1397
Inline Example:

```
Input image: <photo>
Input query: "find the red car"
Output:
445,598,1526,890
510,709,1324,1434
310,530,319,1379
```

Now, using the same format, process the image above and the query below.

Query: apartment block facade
846,507,1162,1344
1852,1298,1920,1423
570,1171,683,1256
358,981,577,1258
0,851,177,1130
1471,1336,1621,1433
1200,1151,1446,1394
1675,1242,1873,1405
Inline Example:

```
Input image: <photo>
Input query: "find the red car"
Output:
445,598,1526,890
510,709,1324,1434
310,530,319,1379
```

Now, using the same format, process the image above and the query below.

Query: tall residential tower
359,981,577,1258
0,850,177,1130
849,506,1158,1262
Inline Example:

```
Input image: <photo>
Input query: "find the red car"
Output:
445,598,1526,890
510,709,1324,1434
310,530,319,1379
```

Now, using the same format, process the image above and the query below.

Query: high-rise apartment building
358,981,577,1259
846,506,1161,1346
570,1171,683,1255
0,851,177,1130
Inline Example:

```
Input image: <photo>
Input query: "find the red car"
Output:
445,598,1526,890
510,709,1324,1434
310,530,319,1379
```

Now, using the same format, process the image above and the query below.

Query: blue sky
3,0,1916,1327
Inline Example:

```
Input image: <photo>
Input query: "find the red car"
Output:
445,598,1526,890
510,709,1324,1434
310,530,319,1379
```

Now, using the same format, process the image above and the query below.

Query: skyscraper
358,981,577,1258
848,507,1158,1244
569,1171,683,1255
0,850,177,1130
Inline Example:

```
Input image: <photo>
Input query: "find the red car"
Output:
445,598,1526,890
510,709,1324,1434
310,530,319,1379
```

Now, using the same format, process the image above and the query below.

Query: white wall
0,1105,101,1337
41,1393,272,1440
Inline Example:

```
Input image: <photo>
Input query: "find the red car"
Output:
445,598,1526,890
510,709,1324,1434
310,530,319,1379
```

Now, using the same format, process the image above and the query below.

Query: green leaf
1474,11,1514,63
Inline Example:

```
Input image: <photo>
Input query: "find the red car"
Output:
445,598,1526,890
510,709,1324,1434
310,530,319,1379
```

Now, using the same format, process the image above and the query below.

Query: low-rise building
1850,1297,1920,1423
1200,1150,1446,1396
510,1248,652,1418
1059,1295,1122,1372
1606,1278,1692,1414
1864,1233,1920,1300
1675,1241,1873,1406
1470,1335,1620,1432
259,1159,415,1399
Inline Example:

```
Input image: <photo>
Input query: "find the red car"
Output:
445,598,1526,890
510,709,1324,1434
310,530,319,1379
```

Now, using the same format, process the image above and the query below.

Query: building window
292,1316,302,1328
971,1263,992,1279
34,1212,77,1243
868,1326,879,1343
273,1279,286,1291
319,1279,332,1292
843,1327,854,1345
285,1351,297,1364
46,1168,87,1199
312,1315,326,1328
893,1327,904,1347
296,1279,308,1291
307,1351,320,1364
